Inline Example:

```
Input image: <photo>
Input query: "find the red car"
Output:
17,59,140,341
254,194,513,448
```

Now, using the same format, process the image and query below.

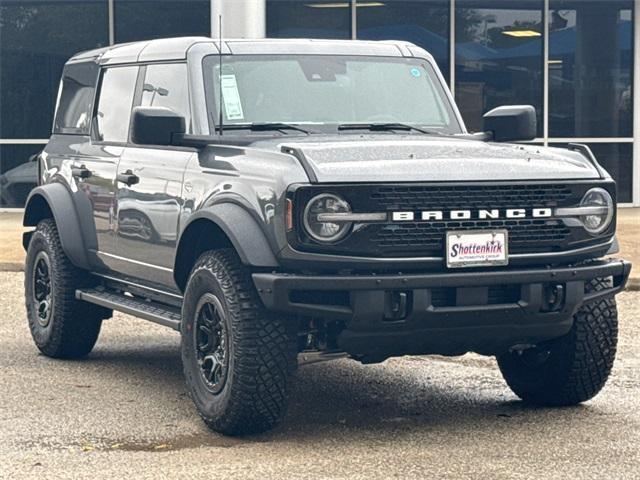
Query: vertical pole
449,0,456,96
351,0,357,40
214,0,217,38
108,0,115,45
543,0,549,146
634,0,640,205
212,0,265,38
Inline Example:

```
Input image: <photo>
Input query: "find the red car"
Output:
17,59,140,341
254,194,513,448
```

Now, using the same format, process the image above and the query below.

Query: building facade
0,0,637,207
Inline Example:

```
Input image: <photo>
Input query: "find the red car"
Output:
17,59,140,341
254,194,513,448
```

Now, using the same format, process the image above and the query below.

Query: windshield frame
201,54,466,136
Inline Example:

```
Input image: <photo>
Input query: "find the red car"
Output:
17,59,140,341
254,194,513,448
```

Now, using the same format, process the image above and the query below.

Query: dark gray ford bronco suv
23,37,631,435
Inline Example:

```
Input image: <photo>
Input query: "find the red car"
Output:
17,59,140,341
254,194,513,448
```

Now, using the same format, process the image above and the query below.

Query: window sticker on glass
220,74,244,120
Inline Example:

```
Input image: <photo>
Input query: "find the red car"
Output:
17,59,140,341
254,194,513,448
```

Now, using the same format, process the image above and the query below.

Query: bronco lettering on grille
391,208,553,222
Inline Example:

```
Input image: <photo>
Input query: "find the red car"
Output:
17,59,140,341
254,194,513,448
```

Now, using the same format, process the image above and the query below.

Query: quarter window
95,66,139,142
53,62,99,135
141,63,191,132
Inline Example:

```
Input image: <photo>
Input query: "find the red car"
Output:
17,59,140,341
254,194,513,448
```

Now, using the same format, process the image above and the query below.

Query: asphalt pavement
1,272,638,479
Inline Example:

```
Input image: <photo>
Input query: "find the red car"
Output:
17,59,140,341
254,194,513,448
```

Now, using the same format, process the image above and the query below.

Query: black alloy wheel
32,251,53,328
194,293,229,394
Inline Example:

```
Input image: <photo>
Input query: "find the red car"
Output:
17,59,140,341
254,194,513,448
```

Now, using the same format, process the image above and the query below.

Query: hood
250,135,602,183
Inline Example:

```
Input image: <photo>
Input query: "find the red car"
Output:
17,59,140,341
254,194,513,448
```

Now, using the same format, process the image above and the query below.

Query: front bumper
253,259,631,357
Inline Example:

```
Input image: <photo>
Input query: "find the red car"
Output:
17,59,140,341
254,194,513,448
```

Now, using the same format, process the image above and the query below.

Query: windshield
203,55,462,134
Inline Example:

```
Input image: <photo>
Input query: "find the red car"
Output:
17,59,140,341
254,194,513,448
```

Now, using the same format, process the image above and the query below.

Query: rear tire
181,249,297,435
498,277,618,406
25,218,110,359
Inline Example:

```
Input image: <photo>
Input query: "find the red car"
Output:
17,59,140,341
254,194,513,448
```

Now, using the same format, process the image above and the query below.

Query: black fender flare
178,203,279,268
23,184,91,269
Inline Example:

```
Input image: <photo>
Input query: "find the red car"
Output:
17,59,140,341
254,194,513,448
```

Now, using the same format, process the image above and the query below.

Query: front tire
498,277,618,406
25,219,110,359
181,249,297,435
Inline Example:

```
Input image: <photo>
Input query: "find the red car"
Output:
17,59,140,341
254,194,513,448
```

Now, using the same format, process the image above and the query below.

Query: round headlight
580,187,614,234
303,194,352,243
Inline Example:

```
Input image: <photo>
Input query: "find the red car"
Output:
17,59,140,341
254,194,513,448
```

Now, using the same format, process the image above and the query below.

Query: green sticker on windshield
410,68,421,78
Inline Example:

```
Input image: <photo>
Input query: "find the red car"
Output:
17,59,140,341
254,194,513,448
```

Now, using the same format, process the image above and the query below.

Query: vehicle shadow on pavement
71,342,592,446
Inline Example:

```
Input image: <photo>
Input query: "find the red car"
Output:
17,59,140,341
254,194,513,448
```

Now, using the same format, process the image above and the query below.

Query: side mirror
483,105,536,142
131,106,186,146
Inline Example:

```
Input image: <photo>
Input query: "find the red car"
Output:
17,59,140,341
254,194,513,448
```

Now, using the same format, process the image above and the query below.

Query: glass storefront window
0,0,109,139
548,1,633,137
114,0,210,43
356,0,450,82
267,0,352,39
0,144,43,208
550,143,633,203
588,143,633,203
455,1,544,134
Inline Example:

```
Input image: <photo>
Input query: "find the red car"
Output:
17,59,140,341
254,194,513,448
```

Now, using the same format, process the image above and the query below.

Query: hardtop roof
68,37,431,65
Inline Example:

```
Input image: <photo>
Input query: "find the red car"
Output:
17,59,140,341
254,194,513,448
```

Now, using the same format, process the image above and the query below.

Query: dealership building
0,0,638,207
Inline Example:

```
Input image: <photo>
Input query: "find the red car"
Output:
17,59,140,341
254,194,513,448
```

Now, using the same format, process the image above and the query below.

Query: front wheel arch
174,205,279,292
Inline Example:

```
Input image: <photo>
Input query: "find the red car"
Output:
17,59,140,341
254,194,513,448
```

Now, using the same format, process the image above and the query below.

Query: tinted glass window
455,1,544,134
114,0,210,43
357,0,450,83
0,0,108,139
549,1,633,137
95,66,139,143
141,64,191,132
53,62,99,135
267,0,351,39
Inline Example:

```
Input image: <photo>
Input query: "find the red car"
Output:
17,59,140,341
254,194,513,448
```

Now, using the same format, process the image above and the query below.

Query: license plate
446,230,508,268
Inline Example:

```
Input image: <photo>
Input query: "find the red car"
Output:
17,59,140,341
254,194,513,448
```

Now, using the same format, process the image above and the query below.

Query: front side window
141,63,191,132
95,66,139,142
204,55,461,134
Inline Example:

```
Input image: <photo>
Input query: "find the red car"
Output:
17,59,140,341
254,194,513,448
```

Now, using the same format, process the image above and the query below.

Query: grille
371,219,571,254
292,182,611,258
370,184,573,211
366,184,574,256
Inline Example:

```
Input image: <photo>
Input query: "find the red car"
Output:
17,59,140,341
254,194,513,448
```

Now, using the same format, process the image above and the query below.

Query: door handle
117,170,139,186
71,165,92,179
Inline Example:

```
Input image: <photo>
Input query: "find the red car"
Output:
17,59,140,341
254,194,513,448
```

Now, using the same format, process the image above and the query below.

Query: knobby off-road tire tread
498,276,618,406
25,219,108,359
183,249,297,435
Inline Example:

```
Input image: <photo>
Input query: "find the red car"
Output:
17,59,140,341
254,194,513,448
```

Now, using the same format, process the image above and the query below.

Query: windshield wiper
337,122,442,135
217,123,311,134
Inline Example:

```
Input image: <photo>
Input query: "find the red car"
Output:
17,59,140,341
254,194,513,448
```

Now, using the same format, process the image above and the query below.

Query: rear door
71,64,139,270
115,63,195,286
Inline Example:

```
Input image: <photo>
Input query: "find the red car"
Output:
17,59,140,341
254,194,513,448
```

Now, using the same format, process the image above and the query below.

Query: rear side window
95,66,139,142
53,62,99,135
141,63,191,132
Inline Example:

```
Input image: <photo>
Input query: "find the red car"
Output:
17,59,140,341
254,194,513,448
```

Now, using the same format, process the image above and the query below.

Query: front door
114,62,195,287
114,147,194,285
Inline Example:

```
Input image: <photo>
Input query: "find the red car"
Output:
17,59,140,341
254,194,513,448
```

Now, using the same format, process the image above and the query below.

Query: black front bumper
253,259,631,357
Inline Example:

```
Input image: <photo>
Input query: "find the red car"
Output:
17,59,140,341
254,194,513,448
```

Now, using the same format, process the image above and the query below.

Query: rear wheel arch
23,185,90,269
23,192,53,229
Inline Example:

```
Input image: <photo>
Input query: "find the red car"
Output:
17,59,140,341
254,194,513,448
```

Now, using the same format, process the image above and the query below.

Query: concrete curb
0,263,24,272
626,276,640,291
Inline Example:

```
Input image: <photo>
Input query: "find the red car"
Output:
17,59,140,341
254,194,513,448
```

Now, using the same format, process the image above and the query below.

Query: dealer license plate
446,230,509,268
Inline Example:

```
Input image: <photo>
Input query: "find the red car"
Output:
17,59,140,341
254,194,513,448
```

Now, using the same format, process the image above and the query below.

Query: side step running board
76,288,182,331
